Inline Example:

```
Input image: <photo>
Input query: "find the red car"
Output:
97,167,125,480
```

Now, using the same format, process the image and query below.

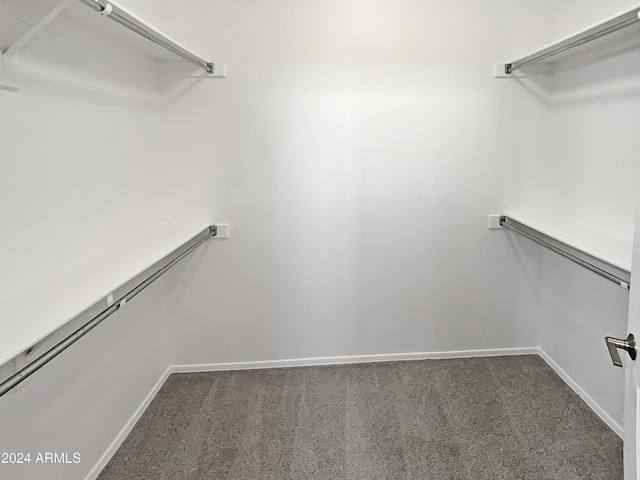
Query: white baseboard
537,347,623,438
84,367,174,480
171,347,539,374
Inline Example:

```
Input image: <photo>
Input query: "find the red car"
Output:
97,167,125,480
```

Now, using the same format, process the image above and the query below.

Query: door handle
605,334,637,367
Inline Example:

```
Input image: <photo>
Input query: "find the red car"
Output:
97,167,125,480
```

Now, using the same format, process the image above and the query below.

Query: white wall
0,0,170,300
544,0,640,240
157,0,635,435
0,1,180,479
0,275,174,480
532,0,640,432
157,0,553,366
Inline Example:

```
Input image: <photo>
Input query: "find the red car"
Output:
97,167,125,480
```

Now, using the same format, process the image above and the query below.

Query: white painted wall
0,275,174,480
0,1,180,480
157,0,552,365
157,0,636,435
0,0,170,300
544,0,640,240
532,0,640,432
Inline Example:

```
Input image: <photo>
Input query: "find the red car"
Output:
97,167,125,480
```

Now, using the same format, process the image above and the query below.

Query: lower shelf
0,222,214,385
500,212,632,290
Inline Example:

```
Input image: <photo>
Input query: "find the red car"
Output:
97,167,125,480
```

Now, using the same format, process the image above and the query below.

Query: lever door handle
605,334,637,367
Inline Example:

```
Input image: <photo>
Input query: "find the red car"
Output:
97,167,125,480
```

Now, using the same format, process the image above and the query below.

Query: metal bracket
605,333,637,367
208,63,228,78
493,64,511,78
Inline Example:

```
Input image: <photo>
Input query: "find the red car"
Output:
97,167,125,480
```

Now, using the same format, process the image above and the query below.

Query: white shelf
0,222,211,369
0,0,226,91
505,211,632,273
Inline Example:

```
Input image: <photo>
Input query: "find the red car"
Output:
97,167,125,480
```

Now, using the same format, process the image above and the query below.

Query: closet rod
505,6,640,74
0,225,218,398
499,216,630,290
76,0,214,74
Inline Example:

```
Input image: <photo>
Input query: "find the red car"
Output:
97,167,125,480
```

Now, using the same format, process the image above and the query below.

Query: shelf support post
0,55,21,92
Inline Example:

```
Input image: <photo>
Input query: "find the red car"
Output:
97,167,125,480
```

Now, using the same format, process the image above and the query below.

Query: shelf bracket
0,0,71,93
493,63,512,78
3,0,71,59
493,63,524,78
0,56,21,93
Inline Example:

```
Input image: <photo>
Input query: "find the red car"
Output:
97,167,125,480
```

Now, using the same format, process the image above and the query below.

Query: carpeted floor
98,355,623,479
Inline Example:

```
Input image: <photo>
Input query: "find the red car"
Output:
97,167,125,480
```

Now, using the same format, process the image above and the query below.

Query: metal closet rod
76,0,214,74
499,216,630,290
0,225,218,398
505,7,640,74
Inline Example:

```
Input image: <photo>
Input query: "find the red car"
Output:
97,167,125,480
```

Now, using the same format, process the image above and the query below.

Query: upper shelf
76,0,214,73
0,0,226,92
502,4,640,75
0,222,212,370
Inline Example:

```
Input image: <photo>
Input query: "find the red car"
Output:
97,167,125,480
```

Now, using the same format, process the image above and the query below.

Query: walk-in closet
1,0,639,478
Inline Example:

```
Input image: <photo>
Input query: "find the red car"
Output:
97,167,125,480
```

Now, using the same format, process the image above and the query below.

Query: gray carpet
98,355,622,479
